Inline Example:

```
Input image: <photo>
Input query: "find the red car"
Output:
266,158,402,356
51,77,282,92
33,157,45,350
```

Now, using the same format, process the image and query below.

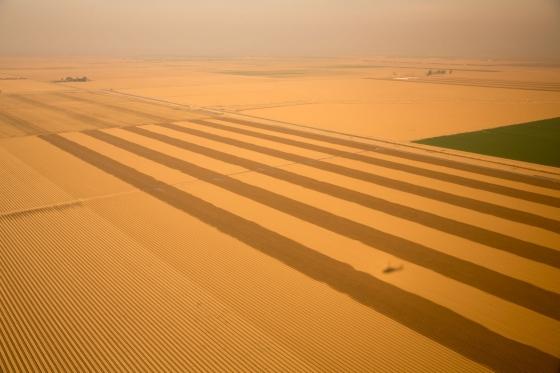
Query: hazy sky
1,0,559,59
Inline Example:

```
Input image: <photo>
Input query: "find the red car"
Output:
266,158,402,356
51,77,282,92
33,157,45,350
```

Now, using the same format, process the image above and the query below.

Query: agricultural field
415,116,560,168
1,57,560,371
2,56,560,141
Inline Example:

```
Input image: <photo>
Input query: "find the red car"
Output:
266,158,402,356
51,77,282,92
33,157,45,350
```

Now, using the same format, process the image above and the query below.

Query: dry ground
1,57,560,372
2,56,559,140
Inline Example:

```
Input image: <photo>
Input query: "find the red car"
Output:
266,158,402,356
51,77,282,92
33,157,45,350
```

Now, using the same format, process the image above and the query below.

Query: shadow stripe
40,133,560,373
87,129,560,321
126,125,560,269
161,122,560,233
186,119,560,207
215,116,560,190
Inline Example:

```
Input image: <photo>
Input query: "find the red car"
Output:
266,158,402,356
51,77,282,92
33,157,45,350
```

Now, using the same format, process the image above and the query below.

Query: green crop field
414,117,560,168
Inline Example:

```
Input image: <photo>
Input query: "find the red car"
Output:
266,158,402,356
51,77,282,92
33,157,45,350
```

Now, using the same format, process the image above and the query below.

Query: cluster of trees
426,69,452,76
57,76,89,83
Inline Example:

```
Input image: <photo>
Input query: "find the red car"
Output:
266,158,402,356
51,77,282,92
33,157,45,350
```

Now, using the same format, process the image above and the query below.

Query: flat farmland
3,57,560,141
0,90,205,138
416,116,560,167
1,57,560,372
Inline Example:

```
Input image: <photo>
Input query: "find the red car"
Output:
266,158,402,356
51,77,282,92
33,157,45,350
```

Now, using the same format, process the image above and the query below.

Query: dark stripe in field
0,110,45,135
41,133,560,373
161,122,560,233
127,125,560,268
186,120,560,207
86,129,560,321
53,92,170,123
215,116,560,190
9,94,114,129
368,77,560,93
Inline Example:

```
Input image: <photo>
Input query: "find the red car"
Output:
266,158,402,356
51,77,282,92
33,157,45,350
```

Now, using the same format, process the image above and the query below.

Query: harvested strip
201,120,560,219
9,95,115,129
161,122,560,232
176,172,560,355
83,188,489,371
127,125,560,268
0,110,44,136
368,77,560,92
194,119,560,207
361,149,560,199
415,79,560,89
40,133,560,372
53,92,170,123
323,155,559,219
86,129,560,321
215,116,560,190
413,78,560,87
